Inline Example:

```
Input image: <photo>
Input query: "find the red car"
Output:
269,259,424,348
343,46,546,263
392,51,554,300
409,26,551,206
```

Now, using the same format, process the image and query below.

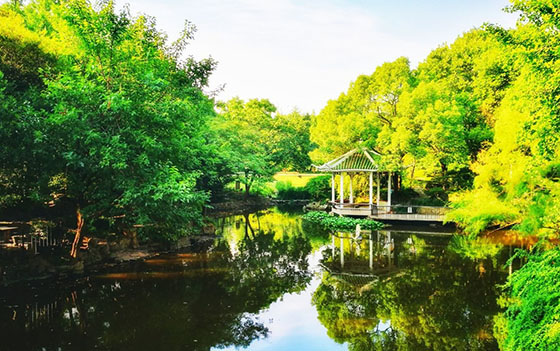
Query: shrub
275,181,309,200
497,248,560,351
304,175,331,201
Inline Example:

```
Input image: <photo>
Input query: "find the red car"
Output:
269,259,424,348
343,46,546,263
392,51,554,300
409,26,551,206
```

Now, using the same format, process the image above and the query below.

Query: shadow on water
0,207,518,351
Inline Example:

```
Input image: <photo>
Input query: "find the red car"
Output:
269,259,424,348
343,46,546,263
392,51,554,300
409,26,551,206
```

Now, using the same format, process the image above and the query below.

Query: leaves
0,0,215,240
498,247,560,351
302,211,383,231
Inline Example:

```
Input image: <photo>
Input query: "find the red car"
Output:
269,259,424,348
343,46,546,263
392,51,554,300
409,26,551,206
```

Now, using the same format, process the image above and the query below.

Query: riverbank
0,232,221,288
1,195,278,287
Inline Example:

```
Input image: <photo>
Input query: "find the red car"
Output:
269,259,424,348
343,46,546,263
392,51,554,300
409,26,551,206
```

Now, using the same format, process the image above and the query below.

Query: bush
275,175,331,201
304,175,331,201
275,181,309,200
497,248,560,351
423,187,448,205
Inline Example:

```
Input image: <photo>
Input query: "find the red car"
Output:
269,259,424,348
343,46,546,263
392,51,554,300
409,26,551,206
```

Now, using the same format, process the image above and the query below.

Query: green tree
0,0,217,255
310,57,412,164
214,98,278,196
215,98,313,196
449,1,560,237
270,111,314,172
495,247,560,351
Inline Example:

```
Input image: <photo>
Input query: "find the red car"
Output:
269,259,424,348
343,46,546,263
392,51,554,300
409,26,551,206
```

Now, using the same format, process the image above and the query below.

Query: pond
0,207,516,351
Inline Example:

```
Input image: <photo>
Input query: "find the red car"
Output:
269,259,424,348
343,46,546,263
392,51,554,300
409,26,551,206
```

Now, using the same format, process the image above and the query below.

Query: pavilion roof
314,148,383,172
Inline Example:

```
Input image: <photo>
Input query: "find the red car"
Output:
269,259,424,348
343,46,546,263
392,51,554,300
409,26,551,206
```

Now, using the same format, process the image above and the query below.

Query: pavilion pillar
368,172,373,209
331,173,335,203
349,173,354,204
376,171,380,207
387,171,392,208
339,172,344,205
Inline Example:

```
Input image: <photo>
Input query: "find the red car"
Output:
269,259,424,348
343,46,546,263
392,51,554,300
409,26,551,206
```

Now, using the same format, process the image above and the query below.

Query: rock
173,237,191,250
202,223,216,235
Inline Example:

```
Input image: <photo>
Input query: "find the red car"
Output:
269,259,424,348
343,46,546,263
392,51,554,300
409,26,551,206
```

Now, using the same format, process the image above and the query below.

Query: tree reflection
312,273,380,343
0,221,313,351
313,232,508,351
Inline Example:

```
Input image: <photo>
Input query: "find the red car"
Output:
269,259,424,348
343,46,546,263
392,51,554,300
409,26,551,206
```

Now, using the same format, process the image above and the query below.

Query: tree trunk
70,207,84,258
130,229,139,249
440,162,448,190
392,173,400,193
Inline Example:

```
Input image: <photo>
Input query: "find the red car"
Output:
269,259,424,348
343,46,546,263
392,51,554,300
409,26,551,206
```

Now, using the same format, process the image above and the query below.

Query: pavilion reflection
324,230,412,278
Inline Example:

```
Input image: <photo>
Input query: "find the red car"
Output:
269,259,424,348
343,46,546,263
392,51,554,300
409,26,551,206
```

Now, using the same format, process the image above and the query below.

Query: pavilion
314,147,448,222
314,147,394,217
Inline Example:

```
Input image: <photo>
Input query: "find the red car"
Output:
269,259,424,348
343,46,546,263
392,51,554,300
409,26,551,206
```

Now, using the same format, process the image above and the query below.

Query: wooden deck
331,203,448,222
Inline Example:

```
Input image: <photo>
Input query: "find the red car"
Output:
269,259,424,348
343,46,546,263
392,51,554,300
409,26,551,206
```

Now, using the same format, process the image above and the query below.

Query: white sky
122,0,519,114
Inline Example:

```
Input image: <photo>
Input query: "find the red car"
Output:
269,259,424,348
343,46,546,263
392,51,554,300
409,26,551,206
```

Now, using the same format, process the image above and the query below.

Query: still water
0,207,515,351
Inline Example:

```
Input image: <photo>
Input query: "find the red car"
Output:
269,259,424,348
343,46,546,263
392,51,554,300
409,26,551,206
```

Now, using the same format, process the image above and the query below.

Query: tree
495,247,560,351
0,0,217,255
214,98,278,196
449,1,560,237
269,111,314,172
310,57,412,164
215,98,313,196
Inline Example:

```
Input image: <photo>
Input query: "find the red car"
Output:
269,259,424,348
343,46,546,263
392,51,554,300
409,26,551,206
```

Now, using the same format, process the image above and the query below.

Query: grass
272,172,323,188
224,172,325,197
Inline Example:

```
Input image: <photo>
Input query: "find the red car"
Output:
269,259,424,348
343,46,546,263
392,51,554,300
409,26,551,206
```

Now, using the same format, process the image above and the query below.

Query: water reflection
0,210,314,351
314,230,510,351
0,209,514,351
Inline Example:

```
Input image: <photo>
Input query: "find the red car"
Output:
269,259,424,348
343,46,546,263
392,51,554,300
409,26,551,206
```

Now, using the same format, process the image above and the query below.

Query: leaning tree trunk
70,207,84,258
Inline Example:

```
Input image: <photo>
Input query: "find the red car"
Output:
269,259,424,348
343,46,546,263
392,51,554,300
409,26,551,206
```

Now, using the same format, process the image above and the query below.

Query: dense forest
1,0,560,349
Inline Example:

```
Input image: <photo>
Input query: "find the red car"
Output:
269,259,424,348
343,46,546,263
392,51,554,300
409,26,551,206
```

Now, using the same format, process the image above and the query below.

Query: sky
122,0,519,114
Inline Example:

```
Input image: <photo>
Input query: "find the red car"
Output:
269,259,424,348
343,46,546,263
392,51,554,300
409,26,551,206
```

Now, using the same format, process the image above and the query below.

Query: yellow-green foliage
449,22,560,238
447,190,519,235
0,2,80,57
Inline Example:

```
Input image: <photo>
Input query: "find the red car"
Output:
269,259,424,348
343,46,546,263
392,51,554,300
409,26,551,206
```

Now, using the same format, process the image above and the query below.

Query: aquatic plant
302,211,383,231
